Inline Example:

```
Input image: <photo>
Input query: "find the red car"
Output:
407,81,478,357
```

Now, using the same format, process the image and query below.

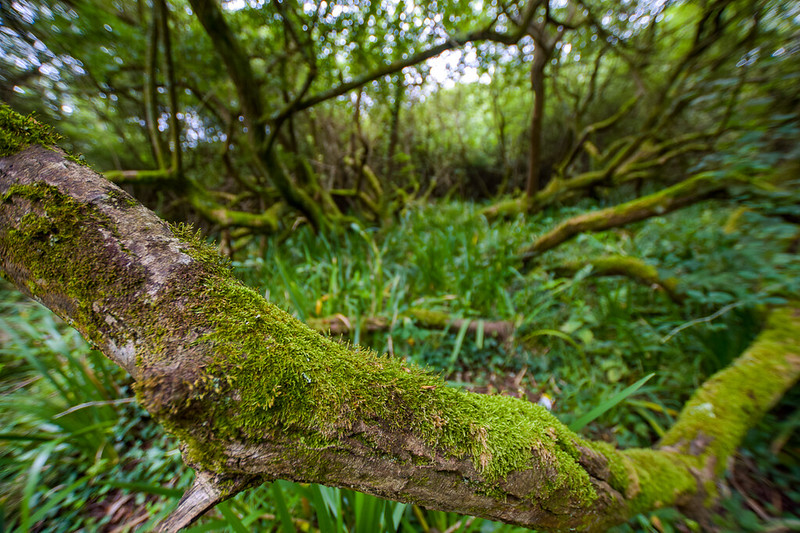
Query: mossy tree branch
480,132,716,222
307,308,516,343
482,1,759,222
1,128,798,530
550,255,684,304
103,168,178,184
519,173,751,261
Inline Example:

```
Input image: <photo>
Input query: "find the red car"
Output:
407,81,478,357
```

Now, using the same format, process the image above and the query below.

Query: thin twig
660,302,743,344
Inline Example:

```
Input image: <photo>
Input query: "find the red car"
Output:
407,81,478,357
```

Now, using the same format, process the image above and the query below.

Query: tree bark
1,135,798,531
525,43,548,197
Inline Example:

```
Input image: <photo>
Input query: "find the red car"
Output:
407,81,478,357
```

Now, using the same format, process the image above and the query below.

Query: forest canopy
0,0,799,531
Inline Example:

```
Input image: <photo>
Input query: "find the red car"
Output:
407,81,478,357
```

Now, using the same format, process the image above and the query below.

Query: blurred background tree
2,0,795,238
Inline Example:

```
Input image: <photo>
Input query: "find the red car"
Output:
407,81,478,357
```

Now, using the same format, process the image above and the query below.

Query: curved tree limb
293,23,522,115
557,94,639,178
550,255,684,304
1,122,798,531
518,173,751,261
480,133,715,222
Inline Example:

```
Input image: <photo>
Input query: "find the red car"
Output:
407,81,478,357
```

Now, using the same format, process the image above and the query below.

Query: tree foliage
1,0,799,530
2,0,795,234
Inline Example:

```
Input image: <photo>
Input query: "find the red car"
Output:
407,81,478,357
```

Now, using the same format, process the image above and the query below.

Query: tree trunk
1,122,798,531
384,75,404,183
525,43,548,198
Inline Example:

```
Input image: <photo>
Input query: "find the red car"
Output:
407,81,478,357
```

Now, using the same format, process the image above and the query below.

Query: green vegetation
1,0,799,530
2,194,799,530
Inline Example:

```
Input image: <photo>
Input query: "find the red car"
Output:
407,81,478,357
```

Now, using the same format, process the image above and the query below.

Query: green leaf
446,319,472,374
271,481,296,533
569,373,656,432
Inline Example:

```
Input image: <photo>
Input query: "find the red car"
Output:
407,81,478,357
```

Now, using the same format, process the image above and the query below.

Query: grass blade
27,476,91,524
446,319,472,375
271,481,296,533
19,442,55,532
307,484,336,532
217,501,249,533
569,373,655,432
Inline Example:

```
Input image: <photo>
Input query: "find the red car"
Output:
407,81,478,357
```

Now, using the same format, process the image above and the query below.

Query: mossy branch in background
103,168,178,184
519,173,752,261
659,307,800,471
307,308,515,342
552,255,684,304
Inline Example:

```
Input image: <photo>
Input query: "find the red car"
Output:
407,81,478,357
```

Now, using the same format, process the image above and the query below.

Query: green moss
659,306,800,474
0,104,87,166
168,222,232,277
580,440,640,498
592,256,658,281
105,188,139,208
133,247,598,506
0,184,146,346
0,104,62,157
3,184,112,307
623,449,697,514
480,196,531,219
406,308,451,328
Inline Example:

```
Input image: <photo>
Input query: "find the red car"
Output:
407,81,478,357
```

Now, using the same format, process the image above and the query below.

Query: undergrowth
0,197,798,531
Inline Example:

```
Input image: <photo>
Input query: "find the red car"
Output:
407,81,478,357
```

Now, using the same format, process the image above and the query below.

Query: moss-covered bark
660,307,800,469
2,128,799,531
552,255,684,304
0,144,607,530
519,173,751,260
307,309,515,342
